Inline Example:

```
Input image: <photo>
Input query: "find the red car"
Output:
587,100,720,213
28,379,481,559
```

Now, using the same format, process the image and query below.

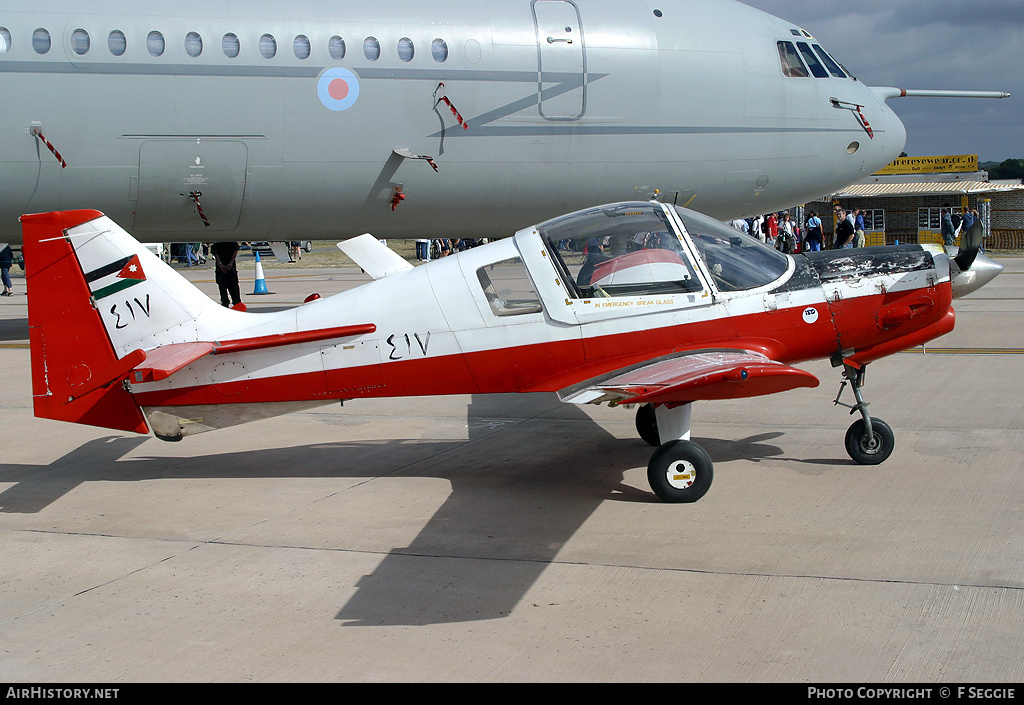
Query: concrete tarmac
1,255,1023,683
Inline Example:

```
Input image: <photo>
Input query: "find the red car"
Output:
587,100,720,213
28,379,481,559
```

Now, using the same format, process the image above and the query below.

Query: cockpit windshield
672,207,791,292
777,39,850,80
537,203,704,299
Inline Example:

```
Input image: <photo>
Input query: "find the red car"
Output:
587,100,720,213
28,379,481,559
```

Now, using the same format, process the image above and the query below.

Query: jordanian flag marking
86,254,147,300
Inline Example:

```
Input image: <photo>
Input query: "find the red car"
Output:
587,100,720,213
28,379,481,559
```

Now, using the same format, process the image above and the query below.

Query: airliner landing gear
640,403,714,503
834,361,895,465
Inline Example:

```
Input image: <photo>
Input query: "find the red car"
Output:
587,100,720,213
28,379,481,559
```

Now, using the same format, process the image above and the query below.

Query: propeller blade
954,220,984,271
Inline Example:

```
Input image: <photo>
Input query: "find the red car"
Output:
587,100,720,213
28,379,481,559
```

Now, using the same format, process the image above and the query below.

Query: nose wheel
834,361,895,465
845,417,895,464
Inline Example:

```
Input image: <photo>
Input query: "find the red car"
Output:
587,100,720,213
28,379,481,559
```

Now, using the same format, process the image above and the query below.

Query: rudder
22,210,150,433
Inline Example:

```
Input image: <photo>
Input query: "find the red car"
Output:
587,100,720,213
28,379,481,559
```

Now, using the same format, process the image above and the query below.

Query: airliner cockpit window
672,207,790,292
538,203,703,299
812,44,847,78
796,42,828,78
777,41,808,77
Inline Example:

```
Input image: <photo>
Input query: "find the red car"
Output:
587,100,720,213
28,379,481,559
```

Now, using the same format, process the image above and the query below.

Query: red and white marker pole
31,127,67,168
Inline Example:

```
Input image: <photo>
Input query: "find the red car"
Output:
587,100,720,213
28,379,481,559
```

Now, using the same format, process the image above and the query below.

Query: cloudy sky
739,0,1021,163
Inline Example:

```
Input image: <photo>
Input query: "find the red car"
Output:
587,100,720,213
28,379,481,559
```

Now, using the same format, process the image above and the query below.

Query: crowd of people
731,206,865,253
941,205,982,246
733,203,981,254
415,237,488,261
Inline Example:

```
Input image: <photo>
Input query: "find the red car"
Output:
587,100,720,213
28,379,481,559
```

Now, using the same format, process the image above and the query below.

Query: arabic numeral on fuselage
386,332,431,360
109,295,152,329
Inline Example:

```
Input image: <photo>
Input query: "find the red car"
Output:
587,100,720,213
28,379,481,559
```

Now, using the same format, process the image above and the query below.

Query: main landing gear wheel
845,417,895,465
647,440,714,503
635,403,660,446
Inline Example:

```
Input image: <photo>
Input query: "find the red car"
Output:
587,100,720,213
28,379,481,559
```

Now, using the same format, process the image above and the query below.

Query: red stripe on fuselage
130,286,952,410
131,302,830,407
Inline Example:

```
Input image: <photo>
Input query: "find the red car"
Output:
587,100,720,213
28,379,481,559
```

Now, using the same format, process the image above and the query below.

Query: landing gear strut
636,403,714,503
833,361,895,465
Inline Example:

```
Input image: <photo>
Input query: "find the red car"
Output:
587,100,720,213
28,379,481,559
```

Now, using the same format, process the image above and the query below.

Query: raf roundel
317,68,360,111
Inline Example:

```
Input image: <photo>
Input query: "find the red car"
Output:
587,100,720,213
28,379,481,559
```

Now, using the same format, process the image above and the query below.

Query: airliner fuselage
0,0,906,242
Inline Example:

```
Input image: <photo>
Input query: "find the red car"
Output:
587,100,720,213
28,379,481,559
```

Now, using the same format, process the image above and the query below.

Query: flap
337,234,414,280
559,350,819,406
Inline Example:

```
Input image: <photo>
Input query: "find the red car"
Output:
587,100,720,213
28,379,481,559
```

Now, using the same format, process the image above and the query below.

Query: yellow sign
875,155,978,175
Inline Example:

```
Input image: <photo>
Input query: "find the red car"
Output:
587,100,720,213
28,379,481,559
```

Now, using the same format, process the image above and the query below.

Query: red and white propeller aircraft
22,204,1002,502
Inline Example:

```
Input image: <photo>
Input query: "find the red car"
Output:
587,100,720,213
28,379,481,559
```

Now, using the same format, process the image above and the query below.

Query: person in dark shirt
210,241,242,308
0,244,13,296
940,209,956,247
835,210,855,249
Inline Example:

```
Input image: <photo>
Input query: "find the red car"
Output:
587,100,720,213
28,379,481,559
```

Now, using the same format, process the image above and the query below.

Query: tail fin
22,210,227,433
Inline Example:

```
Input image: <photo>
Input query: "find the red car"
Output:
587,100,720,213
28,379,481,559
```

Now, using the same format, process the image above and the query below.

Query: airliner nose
879,102,907,161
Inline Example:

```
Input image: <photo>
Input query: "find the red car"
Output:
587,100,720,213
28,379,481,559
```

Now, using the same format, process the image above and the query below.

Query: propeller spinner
949,221,1003,299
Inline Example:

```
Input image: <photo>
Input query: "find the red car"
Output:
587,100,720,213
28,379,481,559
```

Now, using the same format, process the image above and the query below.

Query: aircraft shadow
0,397,804,626
0,395,644,626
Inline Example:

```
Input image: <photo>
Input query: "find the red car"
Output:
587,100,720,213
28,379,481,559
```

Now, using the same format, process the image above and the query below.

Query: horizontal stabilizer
213,324,377,354
127,325,378,383
337,234,414,280
559,350,818,406
129,342,217,384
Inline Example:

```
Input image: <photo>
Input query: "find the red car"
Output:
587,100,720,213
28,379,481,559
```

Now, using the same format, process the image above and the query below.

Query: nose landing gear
834,361,895,465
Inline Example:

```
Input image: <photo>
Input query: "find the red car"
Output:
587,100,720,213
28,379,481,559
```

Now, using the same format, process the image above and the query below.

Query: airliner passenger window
329,36,346,60
294,35,311,59
672,207,789,292
33,29,51,55
185,32,203,58
796,42,828,78
222,33,240,58
431,38,448,62
0,28,10,54
398,37,414,62
776,41,808,77
812,45,847,78
538,204,703,299
260,34,277,59
108,30,126,56
363,37,380,61
146,31,164,57
476,258,543,317
71,29,90,55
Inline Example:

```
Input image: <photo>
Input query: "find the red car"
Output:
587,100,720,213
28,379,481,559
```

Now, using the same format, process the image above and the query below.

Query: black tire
647,440,714,503
845,418,895,465
635,403,660,446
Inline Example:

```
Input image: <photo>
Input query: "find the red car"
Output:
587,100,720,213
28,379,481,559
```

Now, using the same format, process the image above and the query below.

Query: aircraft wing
558,350,818,406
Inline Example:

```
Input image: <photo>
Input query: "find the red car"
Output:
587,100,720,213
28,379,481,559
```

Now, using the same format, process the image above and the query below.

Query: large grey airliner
0,0,1008,243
